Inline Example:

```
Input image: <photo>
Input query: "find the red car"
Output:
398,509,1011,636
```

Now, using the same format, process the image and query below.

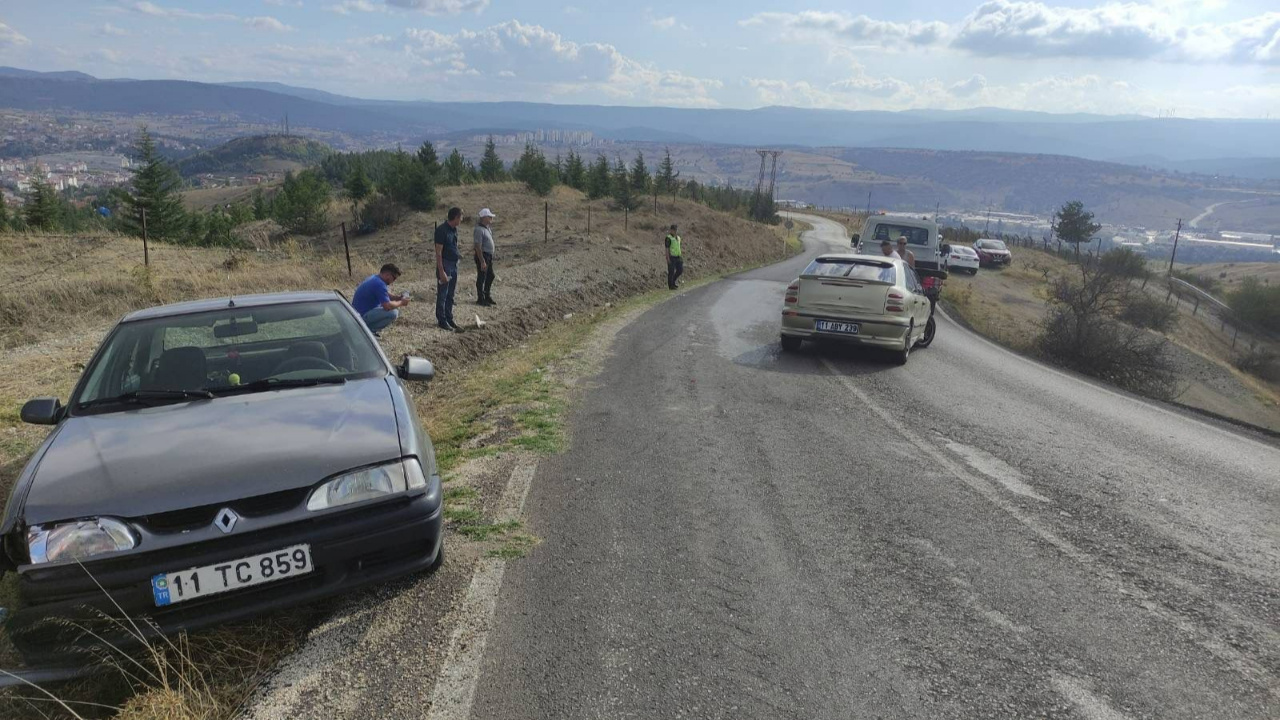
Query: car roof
814,253,897,265
121,291,346,323
867,215,935,228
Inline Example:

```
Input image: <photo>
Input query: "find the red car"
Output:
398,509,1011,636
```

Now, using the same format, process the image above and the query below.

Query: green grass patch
486,533,539,559
455,519,521,541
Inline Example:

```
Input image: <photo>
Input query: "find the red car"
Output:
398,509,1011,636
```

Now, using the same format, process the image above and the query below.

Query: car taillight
784,282,799,304
886,291,905,312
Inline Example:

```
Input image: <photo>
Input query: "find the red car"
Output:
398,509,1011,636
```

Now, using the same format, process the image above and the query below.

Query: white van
853,214,948,273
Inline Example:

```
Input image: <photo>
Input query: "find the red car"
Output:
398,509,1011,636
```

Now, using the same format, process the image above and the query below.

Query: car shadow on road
732,338,900,377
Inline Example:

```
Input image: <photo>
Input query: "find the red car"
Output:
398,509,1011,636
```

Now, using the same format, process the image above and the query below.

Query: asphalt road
470,215,1280,719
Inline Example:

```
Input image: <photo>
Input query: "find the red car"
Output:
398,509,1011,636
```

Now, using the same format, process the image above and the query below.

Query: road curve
470,214,1280,719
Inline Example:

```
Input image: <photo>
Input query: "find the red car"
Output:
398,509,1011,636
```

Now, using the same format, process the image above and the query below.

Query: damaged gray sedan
2,292,443,659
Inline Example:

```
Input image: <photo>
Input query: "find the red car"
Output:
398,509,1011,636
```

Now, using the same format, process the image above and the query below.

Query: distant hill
0,66,96,81
178,135,333,177
4,68,1280,170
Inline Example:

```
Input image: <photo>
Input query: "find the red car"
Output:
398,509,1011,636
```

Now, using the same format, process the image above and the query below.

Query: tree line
0,131,779,244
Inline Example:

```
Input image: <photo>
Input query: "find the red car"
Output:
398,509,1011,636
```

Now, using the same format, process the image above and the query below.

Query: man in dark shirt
434,207,463,332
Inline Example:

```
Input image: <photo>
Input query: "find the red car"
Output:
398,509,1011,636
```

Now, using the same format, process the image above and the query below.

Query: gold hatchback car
780,254,933,364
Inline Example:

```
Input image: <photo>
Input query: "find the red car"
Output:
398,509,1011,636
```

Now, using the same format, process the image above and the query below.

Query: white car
780,254,933,365
947,245,980,274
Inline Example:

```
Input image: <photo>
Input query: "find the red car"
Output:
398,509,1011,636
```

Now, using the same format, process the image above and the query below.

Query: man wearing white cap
474,207,497,306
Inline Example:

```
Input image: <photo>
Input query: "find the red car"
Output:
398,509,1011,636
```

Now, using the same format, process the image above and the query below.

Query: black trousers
667,257,684,289
475,251,494,301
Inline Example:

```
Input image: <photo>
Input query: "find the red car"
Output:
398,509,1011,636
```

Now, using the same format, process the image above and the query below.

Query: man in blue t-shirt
352,263,410,336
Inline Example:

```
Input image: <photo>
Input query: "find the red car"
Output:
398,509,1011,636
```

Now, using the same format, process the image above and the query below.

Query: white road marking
426,460,539,720
1050,674,1133,720
943,439,1049,503
819,357,1280,698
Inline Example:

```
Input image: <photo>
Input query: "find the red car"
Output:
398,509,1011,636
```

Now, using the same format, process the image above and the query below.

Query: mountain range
3,66,1279,178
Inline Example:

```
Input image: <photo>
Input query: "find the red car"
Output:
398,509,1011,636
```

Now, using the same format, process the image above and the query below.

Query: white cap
478,208,496,218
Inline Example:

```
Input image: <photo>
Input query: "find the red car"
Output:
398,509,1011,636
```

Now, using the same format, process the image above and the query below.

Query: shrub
1228,276,1280,335
1039,308,1178,399
1232,347,1280,382
1120,294,1178,332
1037,260,1177,399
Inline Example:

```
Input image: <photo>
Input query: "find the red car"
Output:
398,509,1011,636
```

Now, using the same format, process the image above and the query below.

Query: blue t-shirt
352,274,391,315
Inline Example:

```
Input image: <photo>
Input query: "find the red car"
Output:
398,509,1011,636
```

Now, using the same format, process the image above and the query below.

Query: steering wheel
271,356,340,376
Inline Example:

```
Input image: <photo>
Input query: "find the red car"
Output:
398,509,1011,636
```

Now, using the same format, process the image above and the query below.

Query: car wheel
917,315,936,348
970,268,978,275
780,335,803,352
894,323,913,365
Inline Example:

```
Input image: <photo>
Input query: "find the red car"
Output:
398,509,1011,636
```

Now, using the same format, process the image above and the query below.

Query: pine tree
382,151,436,212
552,153,563,185
272,169,332,235
563,149,587,191
464,160,480,184
511,143,555,196
23,173,62,231
629,151,650,195
479,136,505,182
252,188,269,221
586,154,611,200
416,141,442,183
1054,200,1101,260
0,192,9,232
121,127,186,240
611,157,637,211
344,160,373,223
443,149,466,186
656,148,679,195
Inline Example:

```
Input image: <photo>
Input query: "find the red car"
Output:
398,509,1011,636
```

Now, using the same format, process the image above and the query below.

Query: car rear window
871,224,930,247
803,259,897,284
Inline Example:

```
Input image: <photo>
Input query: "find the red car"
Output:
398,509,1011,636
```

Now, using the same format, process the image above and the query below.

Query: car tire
780,335,803,352
917,315,936,348
894,323,913,365
969,268,978,275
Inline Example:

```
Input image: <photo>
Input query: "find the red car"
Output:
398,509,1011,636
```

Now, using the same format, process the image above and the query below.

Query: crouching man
352,263,410,336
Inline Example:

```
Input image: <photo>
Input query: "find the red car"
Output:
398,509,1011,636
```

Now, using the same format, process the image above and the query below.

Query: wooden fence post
141,208,149,267
545,201,549,242
587,203,591,236
341,222,352,277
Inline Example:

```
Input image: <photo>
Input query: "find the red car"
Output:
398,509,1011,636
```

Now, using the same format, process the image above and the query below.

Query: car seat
146,347,208,392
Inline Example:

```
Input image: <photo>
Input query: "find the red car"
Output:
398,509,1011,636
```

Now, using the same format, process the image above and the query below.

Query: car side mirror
398,356,435,382
21,397,62,425
851,233,861,244
941,243,952,255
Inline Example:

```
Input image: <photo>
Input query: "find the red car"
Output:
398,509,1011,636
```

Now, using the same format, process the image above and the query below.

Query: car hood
978,247,1010,255
23,378,402,524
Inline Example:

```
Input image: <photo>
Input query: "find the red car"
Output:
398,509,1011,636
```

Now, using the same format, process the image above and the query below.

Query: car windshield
72,300,386,413
977,239,1008,250
871,224,930,247
803,258,897,284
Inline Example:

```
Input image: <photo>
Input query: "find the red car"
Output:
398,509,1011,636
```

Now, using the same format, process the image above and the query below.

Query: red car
973,238,1012,268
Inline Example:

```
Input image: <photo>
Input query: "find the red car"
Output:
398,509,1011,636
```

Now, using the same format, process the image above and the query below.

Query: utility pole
1167,218,1183,275
983,205,992,235
865,190,872,216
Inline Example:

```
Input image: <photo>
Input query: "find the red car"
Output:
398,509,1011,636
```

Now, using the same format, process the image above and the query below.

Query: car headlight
27,518,137,565
307,458,429,512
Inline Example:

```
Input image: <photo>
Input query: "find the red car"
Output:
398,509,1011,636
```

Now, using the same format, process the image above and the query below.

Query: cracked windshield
0,1,1277,718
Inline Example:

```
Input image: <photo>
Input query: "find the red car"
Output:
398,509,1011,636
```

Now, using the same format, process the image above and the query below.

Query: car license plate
815,320,860,335
151,544,312,607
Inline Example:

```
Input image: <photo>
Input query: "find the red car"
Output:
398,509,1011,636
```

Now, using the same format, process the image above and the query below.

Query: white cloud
744,2,1280,65
0,21,31,47
828,69,911,97
264,0,305,6
329,0,383,14
99,22,129,37
245,16,294,32
563,6,581,15
396,20,720,105
385,0,489,14
741,11,947,47
949,74,988,96
651,16,676,30
131,2,237,21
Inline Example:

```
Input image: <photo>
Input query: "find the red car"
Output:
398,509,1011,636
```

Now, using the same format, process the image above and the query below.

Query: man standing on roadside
880,239,903,260
896,234,916,268
352,263,409,336
434,207,463,332
474,207,497,306
664,224,683,290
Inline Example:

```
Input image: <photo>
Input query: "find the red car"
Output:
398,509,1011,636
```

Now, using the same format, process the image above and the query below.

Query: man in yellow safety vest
665,224,683,290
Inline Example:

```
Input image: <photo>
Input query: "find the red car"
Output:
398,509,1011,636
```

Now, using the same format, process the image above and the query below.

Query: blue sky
0,1,1278,117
